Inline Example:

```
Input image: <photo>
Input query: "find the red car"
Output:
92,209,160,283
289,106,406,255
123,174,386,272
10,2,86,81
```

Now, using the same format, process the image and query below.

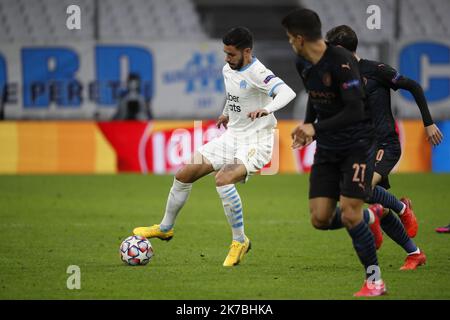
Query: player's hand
298,123,315,138
425,124,444,146
248,109,269,121
291,125,314,149
216,115,229,129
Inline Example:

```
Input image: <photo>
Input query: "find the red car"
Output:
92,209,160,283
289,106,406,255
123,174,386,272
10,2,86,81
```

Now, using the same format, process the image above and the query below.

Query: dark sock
381,210,418,254
370,186,404,214
329,207,371,230
347,221,379,279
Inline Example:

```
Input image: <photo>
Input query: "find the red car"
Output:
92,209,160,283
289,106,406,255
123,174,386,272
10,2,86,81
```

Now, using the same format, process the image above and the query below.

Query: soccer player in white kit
133,27,296,267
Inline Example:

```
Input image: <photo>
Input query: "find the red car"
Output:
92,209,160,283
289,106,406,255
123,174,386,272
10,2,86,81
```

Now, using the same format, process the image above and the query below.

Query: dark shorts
374,140,402,189
309,143,376,201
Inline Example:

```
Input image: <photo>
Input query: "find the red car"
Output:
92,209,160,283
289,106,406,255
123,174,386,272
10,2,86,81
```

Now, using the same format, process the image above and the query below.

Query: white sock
408,248,421,255
160,178,192,231
398,203,406,215
216,184,245,243
367,208,375,224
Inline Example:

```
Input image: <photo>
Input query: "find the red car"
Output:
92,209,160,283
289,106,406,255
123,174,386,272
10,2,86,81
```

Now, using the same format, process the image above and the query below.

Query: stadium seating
0,0,94,42
300,0,394,42
400,0,450,36
1,0,449,43
300,0,450,40
99,0,206,40
0,0,205,42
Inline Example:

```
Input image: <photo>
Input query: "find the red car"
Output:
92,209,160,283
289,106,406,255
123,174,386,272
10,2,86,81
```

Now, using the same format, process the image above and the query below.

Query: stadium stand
0,0,205,42
399,0,450,37
1,0,449,42
99,0,206,40
0,0,94,42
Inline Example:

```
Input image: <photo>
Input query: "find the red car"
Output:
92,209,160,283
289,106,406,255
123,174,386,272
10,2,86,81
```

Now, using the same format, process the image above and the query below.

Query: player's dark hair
222,26,253,50
326,25,359,52
281,8,322,41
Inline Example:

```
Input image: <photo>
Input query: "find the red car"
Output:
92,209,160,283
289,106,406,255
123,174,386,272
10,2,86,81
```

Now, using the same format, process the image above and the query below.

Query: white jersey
222,57,285,138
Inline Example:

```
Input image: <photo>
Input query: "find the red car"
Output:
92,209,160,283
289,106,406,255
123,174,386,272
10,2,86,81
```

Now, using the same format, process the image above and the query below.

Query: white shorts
197,131,274,182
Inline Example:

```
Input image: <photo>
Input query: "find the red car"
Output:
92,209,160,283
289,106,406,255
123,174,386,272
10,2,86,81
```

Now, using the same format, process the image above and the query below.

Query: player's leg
340,195,386,296
308,157,376,232
159,152,215,231
215,160,248,244
217,136,274,266
215,160,251,266
133,152,214,239
370,146,424,268
381,209,426,270
370,146,418,237
308,155,340,230
341,144,386,297
309,197,337,229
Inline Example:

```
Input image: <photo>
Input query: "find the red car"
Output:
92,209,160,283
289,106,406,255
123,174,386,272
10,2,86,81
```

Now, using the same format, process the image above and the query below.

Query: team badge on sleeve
264,75,276,84
342,79,360,90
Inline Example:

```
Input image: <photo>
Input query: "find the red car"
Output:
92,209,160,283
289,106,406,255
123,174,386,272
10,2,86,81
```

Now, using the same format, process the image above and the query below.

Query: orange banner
0,120,430,174
0,122,116,174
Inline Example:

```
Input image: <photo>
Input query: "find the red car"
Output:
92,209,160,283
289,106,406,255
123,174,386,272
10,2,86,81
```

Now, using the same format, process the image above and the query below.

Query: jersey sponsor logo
227,92,239,102
309,90,336,99
240,80,247,89
228,103,241,112
342,79,360,90
263,74,276,84
322,72,332,87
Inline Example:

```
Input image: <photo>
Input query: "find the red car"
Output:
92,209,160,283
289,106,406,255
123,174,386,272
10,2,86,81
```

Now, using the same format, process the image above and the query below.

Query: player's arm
375,64,443,145
304,97,317,124
296,58,366,139
291,59,318,147
248,83,296,120
216,101,229,129
246,66,296,120
312,62,365,134
291,98,317,149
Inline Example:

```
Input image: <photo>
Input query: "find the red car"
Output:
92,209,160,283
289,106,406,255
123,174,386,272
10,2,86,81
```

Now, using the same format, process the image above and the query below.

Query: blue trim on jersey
238,57,257,72
268,81,284,97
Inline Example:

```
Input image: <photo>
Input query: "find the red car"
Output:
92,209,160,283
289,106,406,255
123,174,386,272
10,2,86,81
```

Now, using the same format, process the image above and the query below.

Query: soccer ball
120,235,154,266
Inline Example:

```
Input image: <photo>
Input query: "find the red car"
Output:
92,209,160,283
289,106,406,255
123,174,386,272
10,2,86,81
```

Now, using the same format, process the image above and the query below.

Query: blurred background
0,0,449,174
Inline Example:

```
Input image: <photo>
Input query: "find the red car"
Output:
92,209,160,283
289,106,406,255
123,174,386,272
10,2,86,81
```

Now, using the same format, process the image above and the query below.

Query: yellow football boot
223,236,251,267
133,224,174,241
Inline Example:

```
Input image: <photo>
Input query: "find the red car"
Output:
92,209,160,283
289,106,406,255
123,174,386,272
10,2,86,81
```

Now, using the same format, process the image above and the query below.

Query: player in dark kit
282,8,386,297
326,25,444,270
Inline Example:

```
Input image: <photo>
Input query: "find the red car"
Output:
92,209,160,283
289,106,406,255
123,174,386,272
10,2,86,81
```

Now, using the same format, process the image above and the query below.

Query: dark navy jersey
358,59,400,144
296,45,373,150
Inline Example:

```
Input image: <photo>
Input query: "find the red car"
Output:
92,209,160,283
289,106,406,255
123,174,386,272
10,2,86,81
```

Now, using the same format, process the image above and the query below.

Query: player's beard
229,55,244,70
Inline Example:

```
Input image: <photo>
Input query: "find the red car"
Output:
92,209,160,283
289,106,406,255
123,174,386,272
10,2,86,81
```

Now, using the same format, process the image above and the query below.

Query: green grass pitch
0,174,449,299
